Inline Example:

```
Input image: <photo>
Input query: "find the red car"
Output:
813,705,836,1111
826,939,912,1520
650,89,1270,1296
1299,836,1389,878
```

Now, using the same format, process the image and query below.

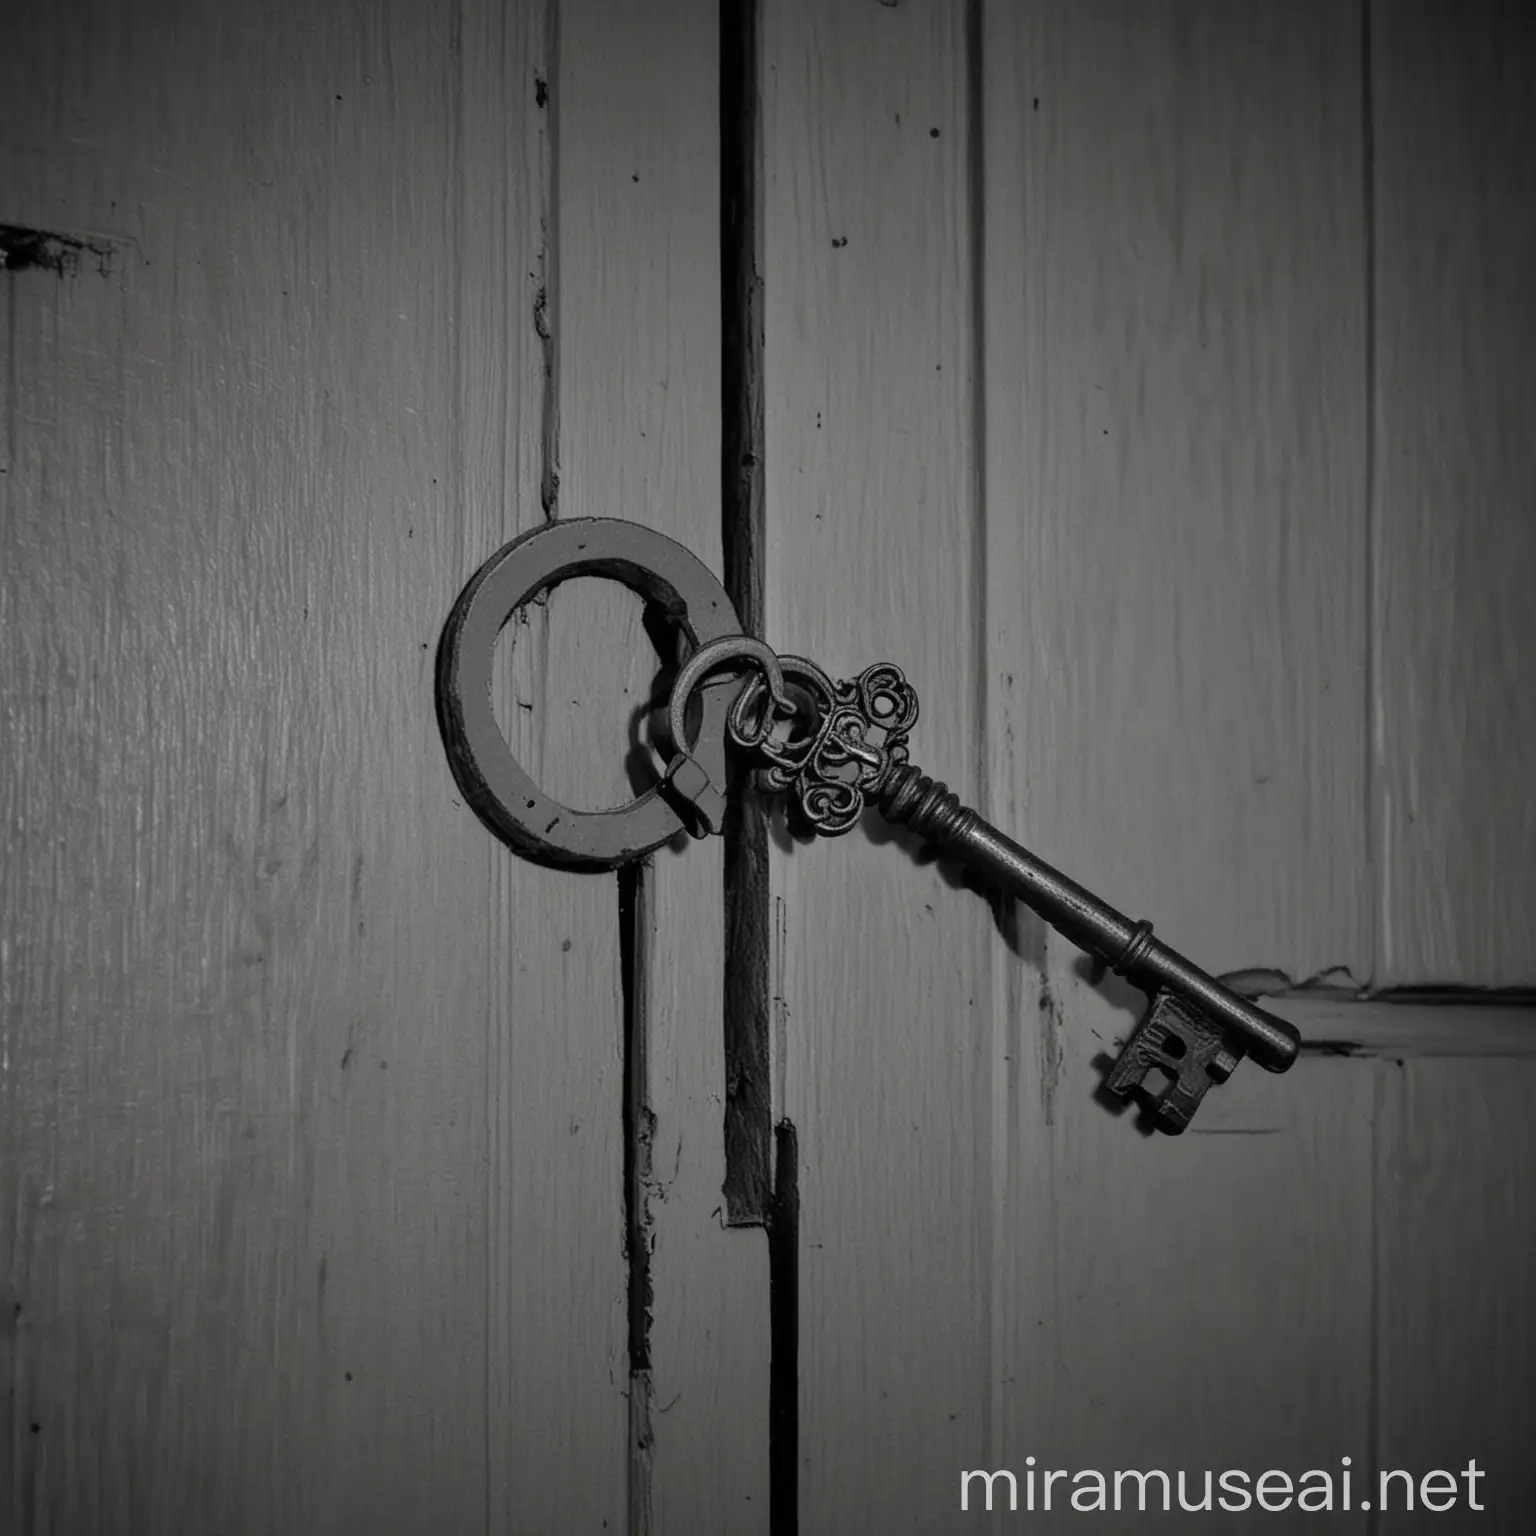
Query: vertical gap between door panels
769,1120,801,1536
965,0,988,833
722,2,800,1533
963,0,1003,1476
1359,4,1382,1514
619,861,655,1535
537,0,561,518
720,0,774,1232
1367,1060,1384,1536
1360,0,1382,988
481,0,562,1524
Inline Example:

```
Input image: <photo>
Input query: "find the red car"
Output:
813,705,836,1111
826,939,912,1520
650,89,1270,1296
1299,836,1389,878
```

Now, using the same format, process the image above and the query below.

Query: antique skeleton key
661,638,1300,1134
436,518,1300,1134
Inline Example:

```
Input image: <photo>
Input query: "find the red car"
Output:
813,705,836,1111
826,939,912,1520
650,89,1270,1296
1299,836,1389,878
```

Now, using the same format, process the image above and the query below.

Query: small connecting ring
660,636,794,839
664,636,792,762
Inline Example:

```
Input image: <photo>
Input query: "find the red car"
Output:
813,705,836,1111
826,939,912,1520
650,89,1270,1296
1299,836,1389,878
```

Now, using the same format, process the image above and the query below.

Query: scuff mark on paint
0,223,118,277
1037,976,1064,1127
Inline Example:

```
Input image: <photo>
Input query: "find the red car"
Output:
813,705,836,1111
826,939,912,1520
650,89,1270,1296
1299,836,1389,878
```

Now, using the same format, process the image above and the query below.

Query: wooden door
5,2,1535,1535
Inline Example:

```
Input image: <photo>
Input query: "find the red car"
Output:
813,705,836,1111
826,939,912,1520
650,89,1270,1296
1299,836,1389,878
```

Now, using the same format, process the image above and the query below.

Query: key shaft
872,763,1300,1073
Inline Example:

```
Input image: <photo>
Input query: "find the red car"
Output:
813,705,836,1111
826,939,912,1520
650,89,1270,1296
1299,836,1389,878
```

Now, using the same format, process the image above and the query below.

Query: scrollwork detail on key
730,660,921,837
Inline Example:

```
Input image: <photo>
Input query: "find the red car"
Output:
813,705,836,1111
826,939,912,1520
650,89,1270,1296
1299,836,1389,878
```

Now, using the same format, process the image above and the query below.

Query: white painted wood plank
763,3,992,1529
1371,1,1536,985
1000,974,1378,1533
0,0,738,1527
0,5,508,1530
556,1,770,1526
462,4,631,1528
983,6,1377,1530
983,0,1369,982
1376,1060,1536,1531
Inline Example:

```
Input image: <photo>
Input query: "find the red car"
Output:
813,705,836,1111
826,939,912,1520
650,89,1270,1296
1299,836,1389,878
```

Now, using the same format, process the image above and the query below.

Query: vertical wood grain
463,4,632,1528
1376,1060,1536,1531
1371,0,1536,985
1005,991,1378,1535
984,0,1370,983
0,0,765,1528
982,3,1377,1529
0,4,503,1528
762,2,992,1527
556,1,770,1526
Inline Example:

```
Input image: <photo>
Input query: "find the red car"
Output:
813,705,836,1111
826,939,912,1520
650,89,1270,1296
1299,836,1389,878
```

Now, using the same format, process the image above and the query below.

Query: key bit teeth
1104,990,1246,1133
663,752,729,837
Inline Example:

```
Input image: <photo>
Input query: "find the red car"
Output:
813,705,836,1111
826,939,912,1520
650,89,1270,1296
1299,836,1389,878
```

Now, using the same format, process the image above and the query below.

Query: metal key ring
435,518,742,870
664,635,792,761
